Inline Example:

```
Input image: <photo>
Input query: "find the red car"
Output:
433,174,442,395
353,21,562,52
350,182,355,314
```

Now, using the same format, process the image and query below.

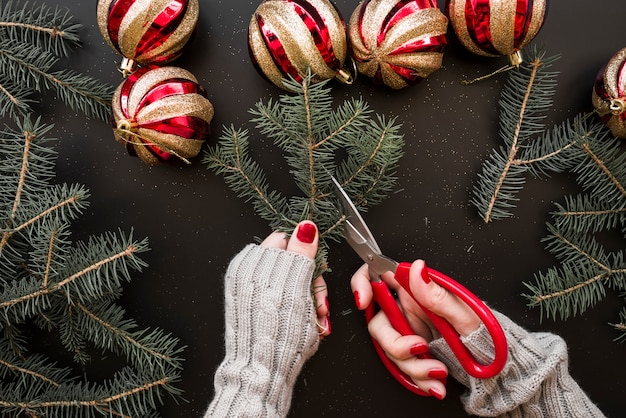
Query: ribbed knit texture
429,311,606,417
205,244,319,418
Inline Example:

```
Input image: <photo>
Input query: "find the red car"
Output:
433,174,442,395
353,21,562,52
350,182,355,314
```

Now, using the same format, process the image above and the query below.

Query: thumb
286,221,318,259
406,260,481,337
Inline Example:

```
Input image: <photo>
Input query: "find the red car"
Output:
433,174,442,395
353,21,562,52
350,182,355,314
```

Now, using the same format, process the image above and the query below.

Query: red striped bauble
97,0,199,74
248,0,351,89
348,0,448,89
592,47,626,139
111,66,214,166
445,0,548,59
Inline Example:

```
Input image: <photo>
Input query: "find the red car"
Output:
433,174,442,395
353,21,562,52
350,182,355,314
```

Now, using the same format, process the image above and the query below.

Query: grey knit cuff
430,311,605,417
206,244,320,418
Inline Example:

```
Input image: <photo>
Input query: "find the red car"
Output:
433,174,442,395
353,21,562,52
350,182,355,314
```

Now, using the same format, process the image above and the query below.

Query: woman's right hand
350,260,482,399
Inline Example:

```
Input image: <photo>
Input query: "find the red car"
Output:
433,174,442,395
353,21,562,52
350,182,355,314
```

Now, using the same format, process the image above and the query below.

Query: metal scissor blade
343,219,398,277
329,176,398,275
329,176,380,251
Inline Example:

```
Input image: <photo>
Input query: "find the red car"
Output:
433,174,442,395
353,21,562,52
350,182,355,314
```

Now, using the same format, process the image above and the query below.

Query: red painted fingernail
427,369,448,379
429,388,445,400
421,262,431,284
325,296,330,312
324,315,332,334
409,343,429,356
353,290,361,310
296,222,316,243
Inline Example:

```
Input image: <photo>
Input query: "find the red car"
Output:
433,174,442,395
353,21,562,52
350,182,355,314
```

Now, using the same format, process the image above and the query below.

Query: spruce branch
469,46,626,341
0,0,80,56
204,74,404,275
471,47,561,222
0,1,113,121
0,117,185,416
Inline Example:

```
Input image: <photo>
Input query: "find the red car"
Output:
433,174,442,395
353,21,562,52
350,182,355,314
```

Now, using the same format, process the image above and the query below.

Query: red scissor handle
394,262,508,379
365,281,444,397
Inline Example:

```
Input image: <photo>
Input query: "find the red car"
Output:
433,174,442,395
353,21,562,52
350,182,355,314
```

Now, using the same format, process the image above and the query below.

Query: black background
37,0,625,416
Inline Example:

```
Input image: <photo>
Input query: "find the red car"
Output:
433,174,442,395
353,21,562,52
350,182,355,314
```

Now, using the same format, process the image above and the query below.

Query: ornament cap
119,57,136,77
508,51,523,67
335,67,355,85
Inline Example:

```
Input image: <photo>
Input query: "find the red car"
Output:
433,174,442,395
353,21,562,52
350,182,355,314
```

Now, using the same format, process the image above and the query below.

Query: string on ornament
96,0,215,166
444,0,549,85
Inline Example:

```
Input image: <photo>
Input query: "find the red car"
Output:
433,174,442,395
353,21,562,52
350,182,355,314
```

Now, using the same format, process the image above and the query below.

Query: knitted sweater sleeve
205,244,320,418
429,311,605,418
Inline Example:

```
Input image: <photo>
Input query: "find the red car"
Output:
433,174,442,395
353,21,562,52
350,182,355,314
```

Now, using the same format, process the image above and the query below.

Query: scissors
330,176,508,396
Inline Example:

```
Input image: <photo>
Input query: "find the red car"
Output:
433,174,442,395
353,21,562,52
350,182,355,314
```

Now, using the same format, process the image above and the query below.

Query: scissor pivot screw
367,255,374,261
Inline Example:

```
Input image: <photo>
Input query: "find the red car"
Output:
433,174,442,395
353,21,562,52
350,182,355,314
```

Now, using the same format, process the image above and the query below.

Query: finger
407,260,481,337
312,276,331,338
368,311,448,399
260,231,288,250
350,264,372,310
285,221,318,259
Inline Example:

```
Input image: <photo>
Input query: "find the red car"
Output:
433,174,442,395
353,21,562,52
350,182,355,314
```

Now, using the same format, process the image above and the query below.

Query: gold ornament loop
609,98,626,115
116,119,137,133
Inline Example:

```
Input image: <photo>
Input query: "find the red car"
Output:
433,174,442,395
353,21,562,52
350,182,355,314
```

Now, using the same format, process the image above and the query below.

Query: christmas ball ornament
592,47,626,139
97,0,199,74
248,0,352,89
111,66,214,166
445,0,548,63
349,0,448,89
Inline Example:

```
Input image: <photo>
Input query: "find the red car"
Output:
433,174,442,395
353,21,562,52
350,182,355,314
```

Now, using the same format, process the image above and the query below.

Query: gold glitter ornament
248,0,352,89
111,66,214,166
592,47,626,139
445,0,547,63
97,0,199,75
349,0,448,89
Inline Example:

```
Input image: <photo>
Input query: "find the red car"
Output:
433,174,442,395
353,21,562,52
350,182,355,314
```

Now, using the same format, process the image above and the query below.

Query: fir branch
0,366,181,417
204,125,292,231
45,69,114,121
551,194,626,233
574,136,626,203
523,223,626,321
75,300,185,372
0,116,56,215
205,74,404,274
612,307,626,342
0,2,113,121
0,117,185,414
0,1,80,56
0,232,148,322
471,48,561,222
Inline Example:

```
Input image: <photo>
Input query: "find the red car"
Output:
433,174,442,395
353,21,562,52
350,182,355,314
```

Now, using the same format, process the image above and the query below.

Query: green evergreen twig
471,47,561,222
0,1,113,121
204,74,405,275
470,47,626,341
0,117,185,416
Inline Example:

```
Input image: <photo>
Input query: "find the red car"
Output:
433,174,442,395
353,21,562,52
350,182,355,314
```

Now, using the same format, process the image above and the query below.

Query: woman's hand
260,221,331,338
350,260,480,399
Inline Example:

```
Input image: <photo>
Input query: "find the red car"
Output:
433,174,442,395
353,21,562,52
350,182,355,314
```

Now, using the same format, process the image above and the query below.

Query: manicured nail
427,369,448,380
325,296,330,313
409,343,429,356
324,315,332,334
429,388,444,400
296,222,316,243
420,262,431,284
353,290,361,310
